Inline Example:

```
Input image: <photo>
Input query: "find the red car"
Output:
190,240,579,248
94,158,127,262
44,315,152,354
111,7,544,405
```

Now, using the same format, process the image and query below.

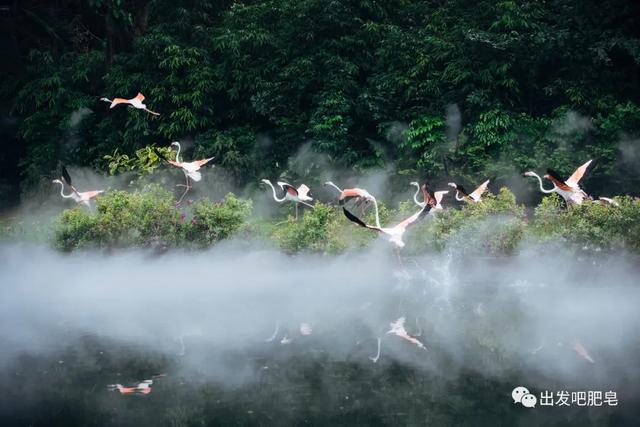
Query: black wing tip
61,165,72,185
342,207,368,228
546,168,564,181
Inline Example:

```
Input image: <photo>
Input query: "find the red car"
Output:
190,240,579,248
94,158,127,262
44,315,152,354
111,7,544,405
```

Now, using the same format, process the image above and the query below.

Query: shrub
185,194,253,247
529,194,640,252
403,188,526,255
273,203,347,254
53,186,251,251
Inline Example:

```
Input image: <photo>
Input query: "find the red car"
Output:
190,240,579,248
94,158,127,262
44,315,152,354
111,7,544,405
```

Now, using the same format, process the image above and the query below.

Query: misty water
1,243,639,426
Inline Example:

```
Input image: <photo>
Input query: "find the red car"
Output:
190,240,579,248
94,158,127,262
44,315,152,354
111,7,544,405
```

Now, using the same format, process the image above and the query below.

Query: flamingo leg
295,203,299,220
176,174,191,205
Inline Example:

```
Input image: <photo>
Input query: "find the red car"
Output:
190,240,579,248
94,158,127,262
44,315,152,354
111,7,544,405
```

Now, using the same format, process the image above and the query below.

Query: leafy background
1,0,640,207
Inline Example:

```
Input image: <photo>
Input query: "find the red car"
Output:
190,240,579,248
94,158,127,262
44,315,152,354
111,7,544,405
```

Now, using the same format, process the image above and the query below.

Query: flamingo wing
421,183,437,208
342,207,380,232
434,190,449,204
396,206,430,230
80,190,104,200
456,184,470,198
192,157,214,168
545,169,573,191
61,166,73,186
134,92,146,102
574,341,594,363
566,159,592,187
110,97,129,108
469,179,490,201
297,184,311,198
339,188,368,205
279,183,298,197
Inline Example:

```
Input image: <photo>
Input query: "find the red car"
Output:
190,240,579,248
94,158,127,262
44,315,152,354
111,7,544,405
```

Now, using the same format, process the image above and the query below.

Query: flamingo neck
531,172,555,194
371,198,381,228
55,181,74,199
325,182,343,194
411,184,422,206
173,143,182,163
265,180,286,202
455,191,465,201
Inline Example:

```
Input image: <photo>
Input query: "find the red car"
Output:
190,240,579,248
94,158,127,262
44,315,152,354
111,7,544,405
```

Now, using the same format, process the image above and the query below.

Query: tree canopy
1,0,640,206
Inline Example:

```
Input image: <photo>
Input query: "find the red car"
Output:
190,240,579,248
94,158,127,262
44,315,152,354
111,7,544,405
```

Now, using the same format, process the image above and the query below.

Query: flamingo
387,317,428,351
156,142,214,204
261,179,314,219
410,182,448,213
280,323,313,345
100,92,160,116
324,181,379,226
107,374,166,396
574,341,594,363
523,160,592,205
52,166,104,208
342,194,432,248
447,179,490,203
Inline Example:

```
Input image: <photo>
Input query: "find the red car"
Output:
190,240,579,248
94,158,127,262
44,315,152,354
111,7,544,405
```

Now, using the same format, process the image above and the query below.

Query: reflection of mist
1,242,639,392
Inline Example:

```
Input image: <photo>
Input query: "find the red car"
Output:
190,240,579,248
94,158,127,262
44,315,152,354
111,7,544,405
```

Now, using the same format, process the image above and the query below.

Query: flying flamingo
156,142,214,204
107,374,166,396
342,193,432,248
324,181,379,225
523,160,592,205
52,166,104,208
410,182,448,213
261,179,314,219
448,179,490,203
100,92,160,115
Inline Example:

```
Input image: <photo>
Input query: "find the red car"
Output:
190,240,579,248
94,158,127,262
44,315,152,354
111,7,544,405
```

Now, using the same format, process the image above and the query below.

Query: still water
0,244,639,426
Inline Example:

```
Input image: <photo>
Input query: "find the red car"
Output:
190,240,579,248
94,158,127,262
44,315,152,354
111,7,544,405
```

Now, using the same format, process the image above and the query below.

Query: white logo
512,386,536,408
512,386,618,409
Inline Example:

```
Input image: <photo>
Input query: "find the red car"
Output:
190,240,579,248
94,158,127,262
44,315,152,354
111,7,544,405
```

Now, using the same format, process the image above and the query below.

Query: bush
185,194,253,247
403,188,526,255
53,186,252,251
529,194,640,252
273,203,347,254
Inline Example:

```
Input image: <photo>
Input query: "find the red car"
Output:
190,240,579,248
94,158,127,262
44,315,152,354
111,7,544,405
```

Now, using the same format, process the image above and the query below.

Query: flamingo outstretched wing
110,97,129,108
434,190,448,204
396,205,430,231
342,207,380,231
134,92,146,102
469,179,490,201
192,157,214,168
81,190,104,199
297,184,311,198
566,159,592,187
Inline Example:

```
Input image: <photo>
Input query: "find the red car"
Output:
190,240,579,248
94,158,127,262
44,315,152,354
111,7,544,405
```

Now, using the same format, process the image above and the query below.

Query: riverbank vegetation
8,187,626,255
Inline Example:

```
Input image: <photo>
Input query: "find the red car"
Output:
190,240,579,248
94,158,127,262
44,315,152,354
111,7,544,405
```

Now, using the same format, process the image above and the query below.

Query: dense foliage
45,186,640,255
53,186,251,251
2,0,640,206
530,193,640,253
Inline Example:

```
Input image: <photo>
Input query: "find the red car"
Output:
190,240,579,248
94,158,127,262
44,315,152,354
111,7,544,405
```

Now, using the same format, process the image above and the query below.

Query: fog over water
1,242,639,424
